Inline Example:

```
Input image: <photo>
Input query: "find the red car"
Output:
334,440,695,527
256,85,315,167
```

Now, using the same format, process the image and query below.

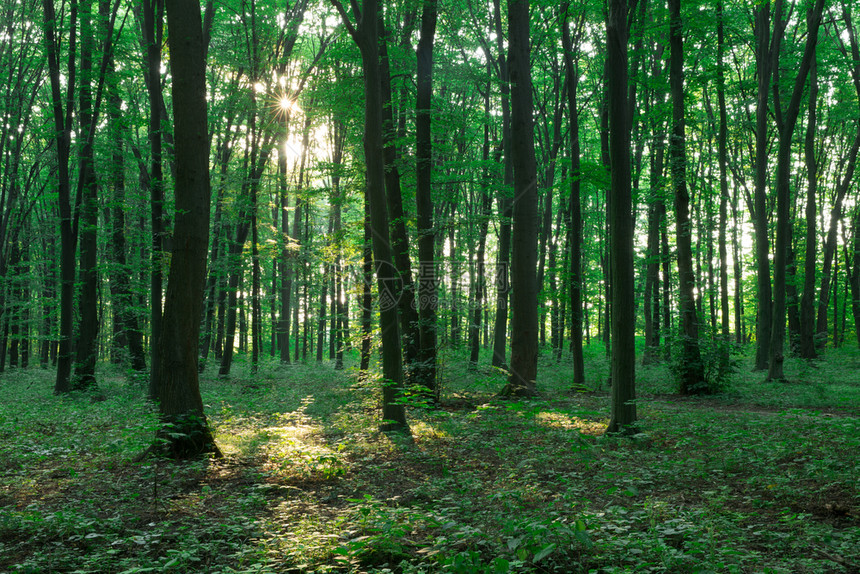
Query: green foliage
667,332,739,394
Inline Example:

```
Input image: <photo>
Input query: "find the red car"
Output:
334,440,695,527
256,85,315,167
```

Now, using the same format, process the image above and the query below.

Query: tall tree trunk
469,76,493,368
151,0,220,458
500,0,539,397
143,0,166,397
605,0,636,433
752,0,780,371
331,119,346,370
562,6,585,386
107,54,146,372
359,181,373,374
415,0,438,396
669,0,705,394
799,42,819,359
767,0,824,381
331,0,408,432
491,0,513,369
277,154,292,363
378,15,420,373
73,0,99,389
43,0,78,393
716,0,731,347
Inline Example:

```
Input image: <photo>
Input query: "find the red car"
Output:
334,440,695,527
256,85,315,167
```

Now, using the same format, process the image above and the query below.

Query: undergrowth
0,344,857,573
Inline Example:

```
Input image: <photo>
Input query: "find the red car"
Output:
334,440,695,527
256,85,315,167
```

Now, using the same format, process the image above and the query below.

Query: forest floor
0,343,858,574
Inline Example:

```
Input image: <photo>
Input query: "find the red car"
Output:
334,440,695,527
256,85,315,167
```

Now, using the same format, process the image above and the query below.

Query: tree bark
605,0,636,433
142,0,166,397
500,0,539,397
151,0,220,458
73,0,99,390
799,38,819,360
669,0,705,394
716,0,731,347
378,15,420,375
331,0,408,432
562,6,585,386
43,0,77,393
491,0,513,370
752,0,784,370
767,0,825,381
415,0,438,397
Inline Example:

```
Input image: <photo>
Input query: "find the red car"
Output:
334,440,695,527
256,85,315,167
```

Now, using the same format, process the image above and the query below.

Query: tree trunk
43,0,77,393
151,0,220,458
500,0,539,397
799,42,819,359
107,54,146,372
278,154,292,363
491,0,513,369
469,76,493,368
605,0,636,433
562,6,585,385
716,0,731,347
331,0,408,432
143,0,166,397
359,182,373,374
669,0,705,394
767,0,824,381
415,0,438,396
752,0,781,371
73,0,99,390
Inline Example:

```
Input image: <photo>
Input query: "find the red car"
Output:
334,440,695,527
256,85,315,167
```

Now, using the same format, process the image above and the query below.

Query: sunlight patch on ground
534,411,607,435
263,428,346,481
409,420,451,442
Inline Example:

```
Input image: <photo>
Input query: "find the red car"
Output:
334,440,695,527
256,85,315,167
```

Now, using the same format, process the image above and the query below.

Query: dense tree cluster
2,0,859,450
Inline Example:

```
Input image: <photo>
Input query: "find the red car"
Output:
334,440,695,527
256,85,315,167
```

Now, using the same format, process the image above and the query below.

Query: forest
0,0,859,571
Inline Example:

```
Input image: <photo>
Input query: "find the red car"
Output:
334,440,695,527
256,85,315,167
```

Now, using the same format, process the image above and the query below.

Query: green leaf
533,543,556,562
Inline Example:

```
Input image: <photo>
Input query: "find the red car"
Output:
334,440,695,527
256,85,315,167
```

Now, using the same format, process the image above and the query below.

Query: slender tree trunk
73,0,99,389
107,56,146,372
500,0,539,397
669,0,705,394
43,0,77,393
562,7,584,385
716,0,731,347
359,182,373,374
278,154,292,363
752,0,780,371
415,0,438,396
469,77,493,368
143,0,166,396
331,0,408,432
767,0,824,381
605,0,636,432
491,0,513,369
799,45,819,359
378,16,420,374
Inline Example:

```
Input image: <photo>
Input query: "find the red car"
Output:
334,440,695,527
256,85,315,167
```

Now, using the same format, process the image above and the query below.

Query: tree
562,4,585,387
766,0,825,381
149,0,220,458
141,0,167,397
42,0,79,393
500,0,539,397
331,0,409,434
751,0,779,371
669,0,705,394
415,0,439,397
605,0,636,433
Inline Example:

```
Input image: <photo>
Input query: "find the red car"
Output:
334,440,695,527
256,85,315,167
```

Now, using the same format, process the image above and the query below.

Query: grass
0,343,858,573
